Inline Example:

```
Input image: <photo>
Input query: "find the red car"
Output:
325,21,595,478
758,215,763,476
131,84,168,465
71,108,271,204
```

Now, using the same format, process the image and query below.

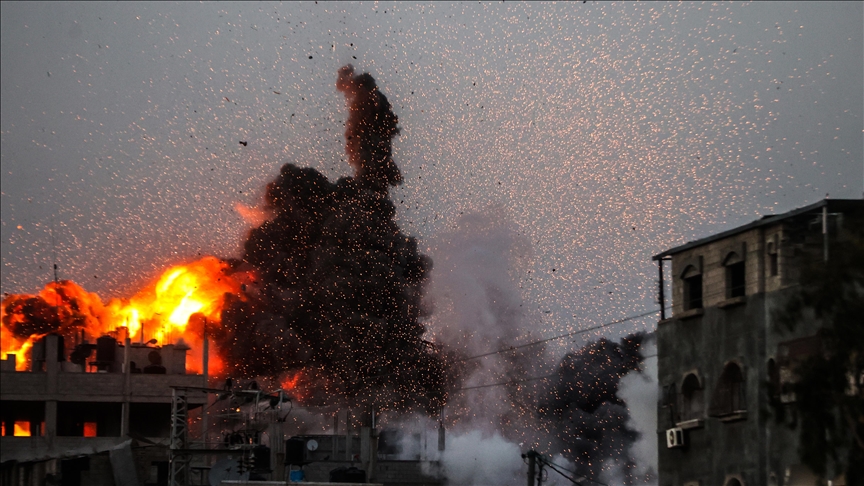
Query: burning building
0,333,208,485
0,65,452,486
2,64,658,486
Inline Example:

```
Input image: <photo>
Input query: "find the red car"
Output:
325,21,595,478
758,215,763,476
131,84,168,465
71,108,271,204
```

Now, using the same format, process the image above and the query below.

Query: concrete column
345,409,352,461
46,335,59,394
45,400,57,450
360,427,370,469
122,338,131,437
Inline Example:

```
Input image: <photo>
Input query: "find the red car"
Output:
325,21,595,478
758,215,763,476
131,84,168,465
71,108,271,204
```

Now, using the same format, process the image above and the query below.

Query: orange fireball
1,256,246,375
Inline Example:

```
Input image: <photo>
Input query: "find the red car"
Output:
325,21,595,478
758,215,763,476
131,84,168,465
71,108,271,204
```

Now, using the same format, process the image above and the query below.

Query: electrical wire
542,461,582,485
461,309,660,362
540,455,609,486
457,373,557,391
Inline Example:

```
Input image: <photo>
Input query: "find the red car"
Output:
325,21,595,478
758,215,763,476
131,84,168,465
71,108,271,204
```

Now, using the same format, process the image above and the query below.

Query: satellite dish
209,458,249,486
306,439,319,451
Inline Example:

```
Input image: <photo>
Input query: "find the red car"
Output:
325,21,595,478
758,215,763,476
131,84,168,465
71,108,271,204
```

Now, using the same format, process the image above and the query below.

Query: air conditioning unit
666,427,685,448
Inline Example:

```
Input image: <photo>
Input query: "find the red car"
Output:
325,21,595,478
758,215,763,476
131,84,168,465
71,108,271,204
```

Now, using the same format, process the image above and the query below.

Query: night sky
2,2,862,351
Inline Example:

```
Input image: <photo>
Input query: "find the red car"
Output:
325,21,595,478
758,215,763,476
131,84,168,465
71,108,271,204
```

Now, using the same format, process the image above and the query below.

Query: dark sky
2,1,862,347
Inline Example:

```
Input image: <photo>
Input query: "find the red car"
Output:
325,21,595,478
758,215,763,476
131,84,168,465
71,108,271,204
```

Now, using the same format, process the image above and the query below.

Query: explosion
1,256,244,373
213,65,452,413
1,66,452,415
1,66,652,478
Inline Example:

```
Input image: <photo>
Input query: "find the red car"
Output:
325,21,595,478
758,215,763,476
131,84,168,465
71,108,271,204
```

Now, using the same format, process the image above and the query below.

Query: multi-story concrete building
0,334,444,486
0,334,207,485
652,198,862,486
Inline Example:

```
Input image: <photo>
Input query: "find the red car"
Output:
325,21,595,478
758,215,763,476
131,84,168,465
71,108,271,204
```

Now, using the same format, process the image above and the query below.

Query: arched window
725,478,743,486
766,241,778,277
679,373,704,422
710,362,746,417
723,251,746,298
681,265,703,310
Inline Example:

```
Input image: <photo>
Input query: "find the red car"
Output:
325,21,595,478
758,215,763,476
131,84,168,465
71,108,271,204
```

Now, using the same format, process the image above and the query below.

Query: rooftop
652,198,864,261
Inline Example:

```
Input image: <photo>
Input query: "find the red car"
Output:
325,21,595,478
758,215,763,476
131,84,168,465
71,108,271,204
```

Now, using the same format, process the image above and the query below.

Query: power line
458,353,657,392
462,309,659,362
543,461,585,486
458,373,556,391
536,453,609,486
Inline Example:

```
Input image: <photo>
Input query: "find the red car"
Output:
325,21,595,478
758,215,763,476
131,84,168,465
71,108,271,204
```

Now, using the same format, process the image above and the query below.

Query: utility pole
525,450,542,486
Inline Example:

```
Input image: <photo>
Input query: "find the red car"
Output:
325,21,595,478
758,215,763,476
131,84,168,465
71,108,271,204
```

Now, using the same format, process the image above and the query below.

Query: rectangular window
57,402,122,437
14,421,32,437
83,422,98,437
129,403,172,438
1,400,45,437
726,261,745,298
769,252,778,276
684,274,703,310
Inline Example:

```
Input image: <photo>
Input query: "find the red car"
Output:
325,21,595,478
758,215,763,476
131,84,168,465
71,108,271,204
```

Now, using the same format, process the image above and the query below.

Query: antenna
50,216,59,284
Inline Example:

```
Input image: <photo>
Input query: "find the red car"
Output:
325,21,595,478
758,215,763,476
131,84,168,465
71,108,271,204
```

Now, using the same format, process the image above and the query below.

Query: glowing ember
0,256,246,374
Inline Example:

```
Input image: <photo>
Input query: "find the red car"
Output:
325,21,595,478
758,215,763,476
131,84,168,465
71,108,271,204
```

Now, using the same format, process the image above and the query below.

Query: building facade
1,334,207,485
652,199,862,486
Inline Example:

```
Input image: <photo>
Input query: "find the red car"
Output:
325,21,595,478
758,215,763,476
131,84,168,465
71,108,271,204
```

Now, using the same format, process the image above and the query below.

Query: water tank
143,350,166,374
95,336,117,363
31,338,46,361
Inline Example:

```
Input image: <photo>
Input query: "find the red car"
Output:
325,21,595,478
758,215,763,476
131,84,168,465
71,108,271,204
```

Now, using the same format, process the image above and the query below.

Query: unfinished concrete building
1,334,207,485
652,198,862,486
1,333,445,486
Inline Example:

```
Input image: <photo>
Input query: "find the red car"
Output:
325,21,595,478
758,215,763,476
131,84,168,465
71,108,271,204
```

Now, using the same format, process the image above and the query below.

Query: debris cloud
215,65,450,414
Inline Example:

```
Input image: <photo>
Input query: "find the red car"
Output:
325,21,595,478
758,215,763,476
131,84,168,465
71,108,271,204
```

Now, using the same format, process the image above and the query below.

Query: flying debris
215,66,452,414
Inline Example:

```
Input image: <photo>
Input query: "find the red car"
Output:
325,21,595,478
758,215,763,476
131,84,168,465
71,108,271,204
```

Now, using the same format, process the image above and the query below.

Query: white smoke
418,209,659,485
440,431,524,486
615,338,659,484
424,208,541,431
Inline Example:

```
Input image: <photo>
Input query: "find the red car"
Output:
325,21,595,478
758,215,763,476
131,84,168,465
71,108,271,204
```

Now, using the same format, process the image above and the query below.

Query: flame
1,256,247,375
280,371,306,401
83,422,97,437
13,421,31,437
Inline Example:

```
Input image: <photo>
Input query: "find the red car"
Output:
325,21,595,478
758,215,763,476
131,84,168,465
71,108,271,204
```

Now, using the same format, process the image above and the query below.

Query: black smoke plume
538,332,647,480
215,66,452,414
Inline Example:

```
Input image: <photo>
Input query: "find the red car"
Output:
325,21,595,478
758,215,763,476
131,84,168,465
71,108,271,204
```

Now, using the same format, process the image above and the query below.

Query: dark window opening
129,403,171,438
0,400,45,437
710,362,746,416
57,402,122,437
678,374,704,422
769,252,778,277
725,479,743,486
661,383,678,427
726,261,745,298
684,274,703,310
60,457,90,486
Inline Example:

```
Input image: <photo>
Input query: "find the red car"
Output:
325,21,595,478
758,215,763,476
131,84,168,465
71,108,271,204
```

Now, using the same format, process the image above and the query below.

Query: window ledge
718,296,747,308
676,308,704,320
717,411,748,422
675,418,704,430
658,318,674,326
